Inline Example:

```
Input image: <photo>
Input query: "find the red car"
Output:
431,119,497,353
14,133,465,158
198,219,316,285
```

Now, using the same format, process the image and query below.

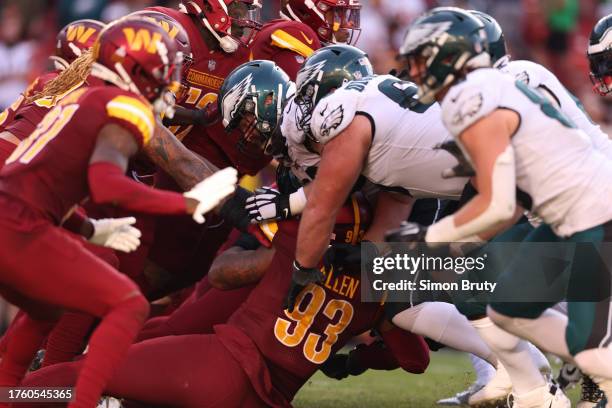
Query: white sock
471,354,496,386
471,317,545,395
392,302,497,366
575,348,612,379
527,343,552,377
488,307,573,362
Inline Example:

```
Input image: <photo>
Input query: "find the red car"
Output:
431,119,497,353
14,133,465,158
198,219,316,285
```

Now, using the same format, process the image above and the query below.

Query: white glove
246,186,307,223
89,217,142,253
184,167,238,224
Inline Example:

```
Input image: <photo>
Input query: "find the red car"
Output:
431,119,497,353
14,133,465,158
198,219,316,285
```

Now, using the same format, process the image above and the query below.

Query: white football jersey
296,75,469,199
280,95,321,184
499,59,612,158
442,68,612,237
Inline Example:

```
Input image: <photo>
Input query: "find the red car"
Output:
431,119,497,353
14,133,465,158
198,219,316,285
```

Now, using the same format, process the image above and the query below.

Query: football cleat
96,397,123,408
468,363,512,407
556,363,582,390
437,382,485,406
509,383,570,408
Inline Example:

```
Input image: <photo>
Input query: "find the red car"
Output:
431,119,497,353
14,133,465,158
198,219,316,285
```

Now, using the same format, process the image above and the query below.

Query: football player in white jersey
253,44,532,391
399,7,612,408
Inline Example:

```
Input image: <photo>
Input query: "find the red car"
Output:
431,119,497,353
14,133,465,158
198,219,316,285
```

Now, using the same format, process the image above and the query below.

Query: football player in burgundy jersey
19,201,430,408
0,18,237,408
0,19,105,163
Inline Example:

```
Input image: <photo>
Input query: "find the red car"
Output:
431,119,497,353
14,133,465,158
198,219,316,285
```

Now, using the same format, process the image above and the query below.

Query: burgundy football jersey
0,86,154,224
218,220,382,404
0,71,59,136
249,19,322,79
147,7,271,175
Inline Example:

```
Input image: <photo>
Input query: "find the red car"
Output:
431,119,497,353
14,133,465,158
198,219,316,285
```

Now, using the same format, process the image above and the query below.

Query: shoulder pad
269,24,319,58
310,88,358,144
441,69,503,137
501,59,547,87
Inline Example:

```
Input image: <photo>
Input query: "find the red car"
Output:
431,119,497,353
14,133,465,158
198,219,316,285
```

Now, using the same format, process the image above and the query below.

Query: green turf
293,351,581,408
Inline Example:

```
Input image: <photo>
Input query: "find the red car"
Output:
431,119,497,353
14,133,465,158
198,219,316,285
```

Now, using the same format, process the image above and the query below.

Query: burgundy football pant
19,334,267,408
0,202,148,408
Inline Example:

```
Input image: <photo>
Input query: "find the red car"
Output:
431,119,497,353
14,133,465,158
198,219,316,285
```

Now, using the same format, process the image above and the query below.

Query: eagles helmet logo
399,21,453,54
319,104,345,138
221,73,253,128
296,60,327,99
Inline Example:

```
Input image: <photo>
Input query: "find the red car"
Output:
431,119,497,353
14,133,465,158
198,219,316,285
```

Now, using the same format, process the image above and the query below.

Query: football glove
89,217,142,253
435,140,475,179
284,260,324,312
385,222,427,244
184,167,238,224
246,186,291,223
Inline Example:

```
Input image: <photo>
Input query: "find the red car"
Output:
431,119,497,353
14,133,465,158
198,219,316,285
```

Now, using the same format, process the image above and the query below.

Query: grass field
293,351,581,408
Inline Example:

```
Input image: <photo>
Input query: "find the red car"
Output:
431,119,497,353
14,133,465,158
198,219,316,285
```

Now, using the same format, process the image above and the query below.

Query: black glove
245,186,292,223
320,347,368,380
284,261,324,312
219,186,252,231
435,140,475,178
322,243,362,274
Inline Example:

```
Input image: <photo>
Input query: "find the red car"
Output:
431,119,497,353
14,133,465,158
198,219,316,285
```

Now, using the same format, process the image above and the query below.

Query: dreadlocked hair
26,49,95,104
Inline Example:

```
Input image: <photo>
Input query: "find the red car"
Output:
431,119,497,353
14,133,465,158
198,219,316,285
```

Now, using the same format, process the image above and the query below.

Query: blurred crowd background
0,0,610,328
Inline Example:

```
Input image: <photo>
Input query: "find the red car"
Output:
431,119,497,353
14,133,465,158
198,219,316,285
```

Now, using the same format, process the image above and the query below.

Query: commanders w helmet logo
123,28,163,54
66,25,98,44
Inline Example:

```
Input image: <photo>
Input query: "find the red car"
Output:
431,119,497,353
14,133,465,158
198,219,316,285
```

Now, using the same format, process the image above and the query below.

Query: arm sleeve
88,161,187,215
380,326,430,374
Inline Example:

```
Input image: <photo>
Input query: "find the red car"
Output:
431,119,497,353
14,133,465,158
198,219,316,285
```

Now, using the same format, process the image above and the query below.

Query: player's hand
320,346,368,380
320,353,350,380
184,167,238,224
89,217,142,253
435,140,475,178
323,243,362,275
284,261,324,312
195,102,221,127
245,186,291,223
385,222,427,245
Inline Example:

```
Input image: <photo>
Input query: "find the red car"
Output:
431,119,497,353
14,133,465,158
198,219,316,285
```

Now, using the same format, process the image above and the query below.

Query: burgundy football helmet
179,0,262,53
126,10,193,94
91,18,182,104
280,0,361,45
51,19,106,70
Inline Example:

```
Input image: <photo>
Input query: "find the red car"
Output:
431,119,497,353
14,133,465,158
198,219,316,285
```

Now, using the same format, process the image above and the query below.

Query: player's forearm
296,203,338,267
88,161,189,215
145,124,218,190
364,191,414,242
208,246,276,290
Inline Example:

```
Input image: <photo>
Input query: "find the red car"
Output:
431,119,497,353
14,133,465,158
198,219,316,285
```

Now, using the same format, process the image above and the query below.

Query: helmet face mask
281,0,362,45
219,60,295,156
180,0,262,53
398,7,490,103
588,14,612,96
294,44,372,143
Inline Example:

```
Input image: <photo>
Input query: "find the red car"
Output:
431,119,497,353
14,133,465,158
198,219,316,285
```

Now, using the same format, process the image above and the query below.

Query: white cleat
510,383,570,408
97,397,123,408
468,363,512,407
437,382,485,406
